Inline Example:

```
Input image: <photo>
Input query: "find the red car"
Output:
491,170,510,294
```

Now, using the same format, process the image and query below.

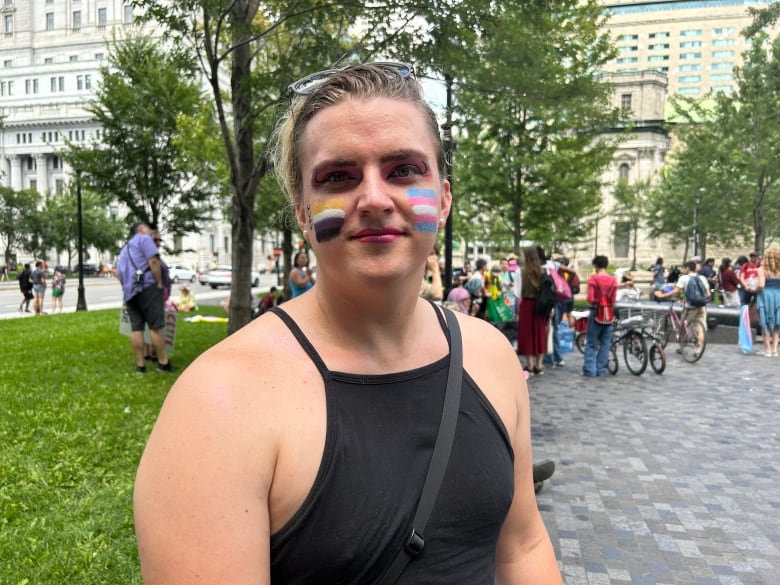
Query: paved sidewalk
528,344,779,585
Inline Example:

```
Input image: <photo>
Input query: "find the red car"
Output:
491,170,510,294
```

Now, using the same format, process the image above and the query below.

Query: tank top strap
270,300,451,377
268,307,331,378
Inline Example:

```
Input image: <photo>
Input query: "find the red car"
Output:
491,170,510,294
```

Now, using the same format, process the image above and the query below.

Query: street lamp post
75,171,88,311
443,73,455,291
273,245,282,287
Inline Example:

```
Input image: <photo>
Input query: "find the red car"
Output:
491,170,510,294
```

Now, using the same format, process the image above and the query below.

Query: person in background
650,257,666,292
700,257,717,299
654,260,710,351
17,263,33,313
464,258,488,318
583,255,617,377
516,246,549,375
1,263,8,282
50,267,66,314
172,284,197,312
756,248,780,357
134,62,560,585
30,260,47,316
116,221,173,374
739,250,762,340
557,257,578,327
718,258,740,307
289,250,315,298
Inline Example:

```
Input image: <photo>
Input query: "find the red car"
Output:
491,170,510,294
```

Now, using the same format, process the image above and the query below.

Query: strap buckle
404,529,425,556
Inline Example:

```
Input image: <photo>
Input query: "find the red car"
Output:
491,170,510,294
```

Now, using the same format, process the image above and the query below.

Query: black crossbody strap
376,308,463,585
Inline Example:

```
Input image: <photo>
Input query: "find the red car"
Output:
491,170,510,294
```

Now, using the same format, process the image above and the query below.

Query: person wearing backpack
516,246,550,375
583,255,617,377
654,260,710,350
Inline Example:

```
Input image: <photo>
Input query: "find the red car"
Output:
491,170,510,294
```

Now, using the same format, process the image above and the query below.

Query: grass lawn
1,307,228,584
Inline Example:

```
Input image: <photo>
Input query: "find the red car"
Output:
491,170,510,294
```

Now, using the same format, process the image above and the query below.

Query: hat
129,221,146,236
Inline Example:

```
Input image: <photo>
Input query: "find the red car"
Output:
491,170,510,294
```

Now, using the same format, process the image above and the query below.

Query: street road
0,273,280,319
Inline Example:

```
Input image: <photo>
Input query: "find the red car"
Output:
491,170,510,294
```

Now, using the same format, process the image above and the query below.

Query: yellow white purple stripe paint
312,199,346,243
408,188,438,232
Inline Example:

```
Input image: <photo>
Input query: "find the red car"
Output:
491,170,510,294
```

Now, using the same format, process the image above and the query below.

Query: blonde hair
763,248,780,275
271,63,445,205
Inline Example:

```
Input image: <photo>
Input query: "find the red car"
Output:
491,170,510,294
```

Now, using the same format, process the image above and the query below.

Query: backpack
684,275,709,307
568,272,580,295
593,281,615,325
534,273,557,315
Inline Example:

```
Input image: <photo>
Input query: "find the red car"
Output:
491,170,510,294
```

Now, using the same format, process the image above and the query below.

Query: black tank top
269,305,515,585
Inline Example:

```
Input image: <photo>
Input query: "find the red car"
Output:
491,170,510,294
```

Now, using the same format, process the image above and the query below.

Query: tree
613,178,652,270
64,32,219,238
452,0,622,255
0,187,41,266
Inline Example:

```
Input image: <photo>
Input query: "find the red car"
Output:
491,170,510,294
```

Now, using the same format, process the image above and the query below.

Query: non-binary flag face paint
407,188,438,232
312,198,346,243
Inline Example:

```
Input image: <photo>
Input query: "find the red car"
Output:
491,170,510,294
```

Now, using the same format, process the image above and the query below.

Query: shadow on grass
0,307,229,584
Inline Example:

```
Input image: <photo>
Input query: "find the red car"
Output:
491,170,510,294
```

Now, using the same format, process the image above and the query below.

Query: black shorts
126,286,165,332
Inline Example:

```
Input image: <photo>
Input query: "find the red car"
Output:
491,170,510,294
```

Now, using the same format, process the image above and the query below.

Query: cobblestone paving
528,343,780,585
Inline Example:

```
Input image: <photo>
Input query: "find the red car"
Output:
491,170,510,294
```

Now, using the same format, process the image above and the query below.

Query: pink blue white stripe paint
407,188,438,232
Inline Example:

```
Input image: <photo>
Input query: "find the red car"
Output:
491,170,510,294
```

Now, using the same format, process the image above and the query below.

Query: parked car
207,265,261,289
168,264,196,283
198,270,209,286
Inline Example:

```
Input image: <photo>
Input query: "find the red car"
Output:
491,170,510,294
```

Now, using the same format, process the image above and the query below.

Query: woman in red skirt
516,246,549,375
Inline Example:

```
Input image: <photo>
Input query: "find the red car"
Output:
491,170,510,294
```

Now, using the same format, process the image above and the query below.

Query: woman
718,258,740,307
516,246,549,375
134,62,560,585
289,250,315,297
756,248,780,356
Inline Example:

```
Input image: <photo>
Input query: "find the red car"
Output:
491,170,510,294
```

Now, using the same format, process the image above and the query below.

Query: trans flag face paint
312,198,346,243
407,188,438,232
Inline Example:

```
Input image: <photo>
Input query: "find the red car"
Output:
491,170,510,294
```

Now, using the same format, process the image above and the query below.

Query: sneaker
555,361,565,367
156,361,175,373
144,355,159,362
135,365,147,374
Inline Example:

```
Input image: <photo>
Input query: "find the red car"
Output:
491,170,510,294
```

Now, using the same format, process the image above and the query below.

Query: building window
44,57,53,64
7,79,12,94
653,66,669,73
72,10,81,30
679,75,701,83
98,7,106,27
46,12,54,30
679,52,702,60
30,179,37,192
712,85,733,93
70,55,78,62
123,4,133,24
3,59,11,68
618,163,629,182
95,52,104,61
680,41,702,48
649,32,669,39
648,55,669,62
620,94,632,110
711,62,733,70
649,43,669,50
678,87,700,95
680,29,702,37
84,74,91,89
711,73,734,82
50,76,57,92
617,34,639,41
58,76,64,91
224,236,230,253
713,27,735,36
618,45,638,53
27,157,34,170
616,57,638,64
679,64,701,71
25,78,30,93
4,14,12,35
77,75,83,90
712,39,735,47
33,78,38,93
52,155,60,169
712,50,735,58
614,222,630,258
0,81,5,95
56,179,64,195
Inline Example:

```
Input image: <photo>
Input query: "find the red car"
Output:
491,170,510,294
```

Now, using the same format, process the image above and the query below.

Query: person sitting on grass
172,285,197,312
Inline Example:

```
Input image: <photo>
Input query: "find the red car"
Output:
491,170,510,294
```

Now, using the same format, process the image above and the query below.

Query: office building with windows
600,0,775,96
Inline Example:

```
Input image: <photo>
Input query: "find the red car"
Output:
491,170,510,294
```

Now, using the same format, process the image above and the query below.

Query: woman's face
296,253,308,267
295,96,451,285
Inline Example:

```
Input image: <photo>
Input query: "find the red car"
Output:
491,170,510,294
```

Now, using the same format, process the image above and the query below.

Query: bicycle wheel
623,330,648,375
660,315,674,348
576,332,586,354
680,321,706,363
607,346,618,375
649,342,666,374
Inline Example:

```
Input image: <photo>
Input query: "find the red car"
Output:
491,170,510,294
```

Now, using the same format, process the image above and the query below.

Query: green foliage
63,32,218,237
0,308,228,584
452,0,622,254
0,187,41,264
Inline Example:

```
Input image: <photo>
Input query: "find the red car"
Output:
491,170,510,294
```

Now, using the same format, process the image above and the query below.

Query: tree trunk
227,2,258,335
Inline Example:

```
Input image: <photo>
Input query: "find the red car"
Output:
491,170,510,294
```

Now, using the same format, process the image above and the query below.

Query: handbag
486,295,513,323
376,307,463,585
545,317,554,355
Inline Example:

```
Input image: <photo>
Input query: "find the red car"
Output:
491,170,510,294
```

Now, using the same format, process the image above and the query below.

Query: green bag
486,295,513,322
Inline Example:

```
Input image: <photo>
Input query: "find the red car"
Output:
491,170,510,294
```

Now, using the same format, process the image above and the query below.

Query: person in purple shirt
116,221,173,373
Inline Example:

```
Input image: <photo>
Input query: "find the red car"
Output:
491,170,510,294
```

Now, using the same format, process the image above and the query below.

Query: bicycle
607,314,649,376
654,301,706,363
643,322,666,374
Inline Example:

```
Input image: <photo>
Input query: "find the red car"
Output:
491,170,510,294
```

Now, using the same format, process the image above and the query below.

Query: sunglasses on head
287,62,415,96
